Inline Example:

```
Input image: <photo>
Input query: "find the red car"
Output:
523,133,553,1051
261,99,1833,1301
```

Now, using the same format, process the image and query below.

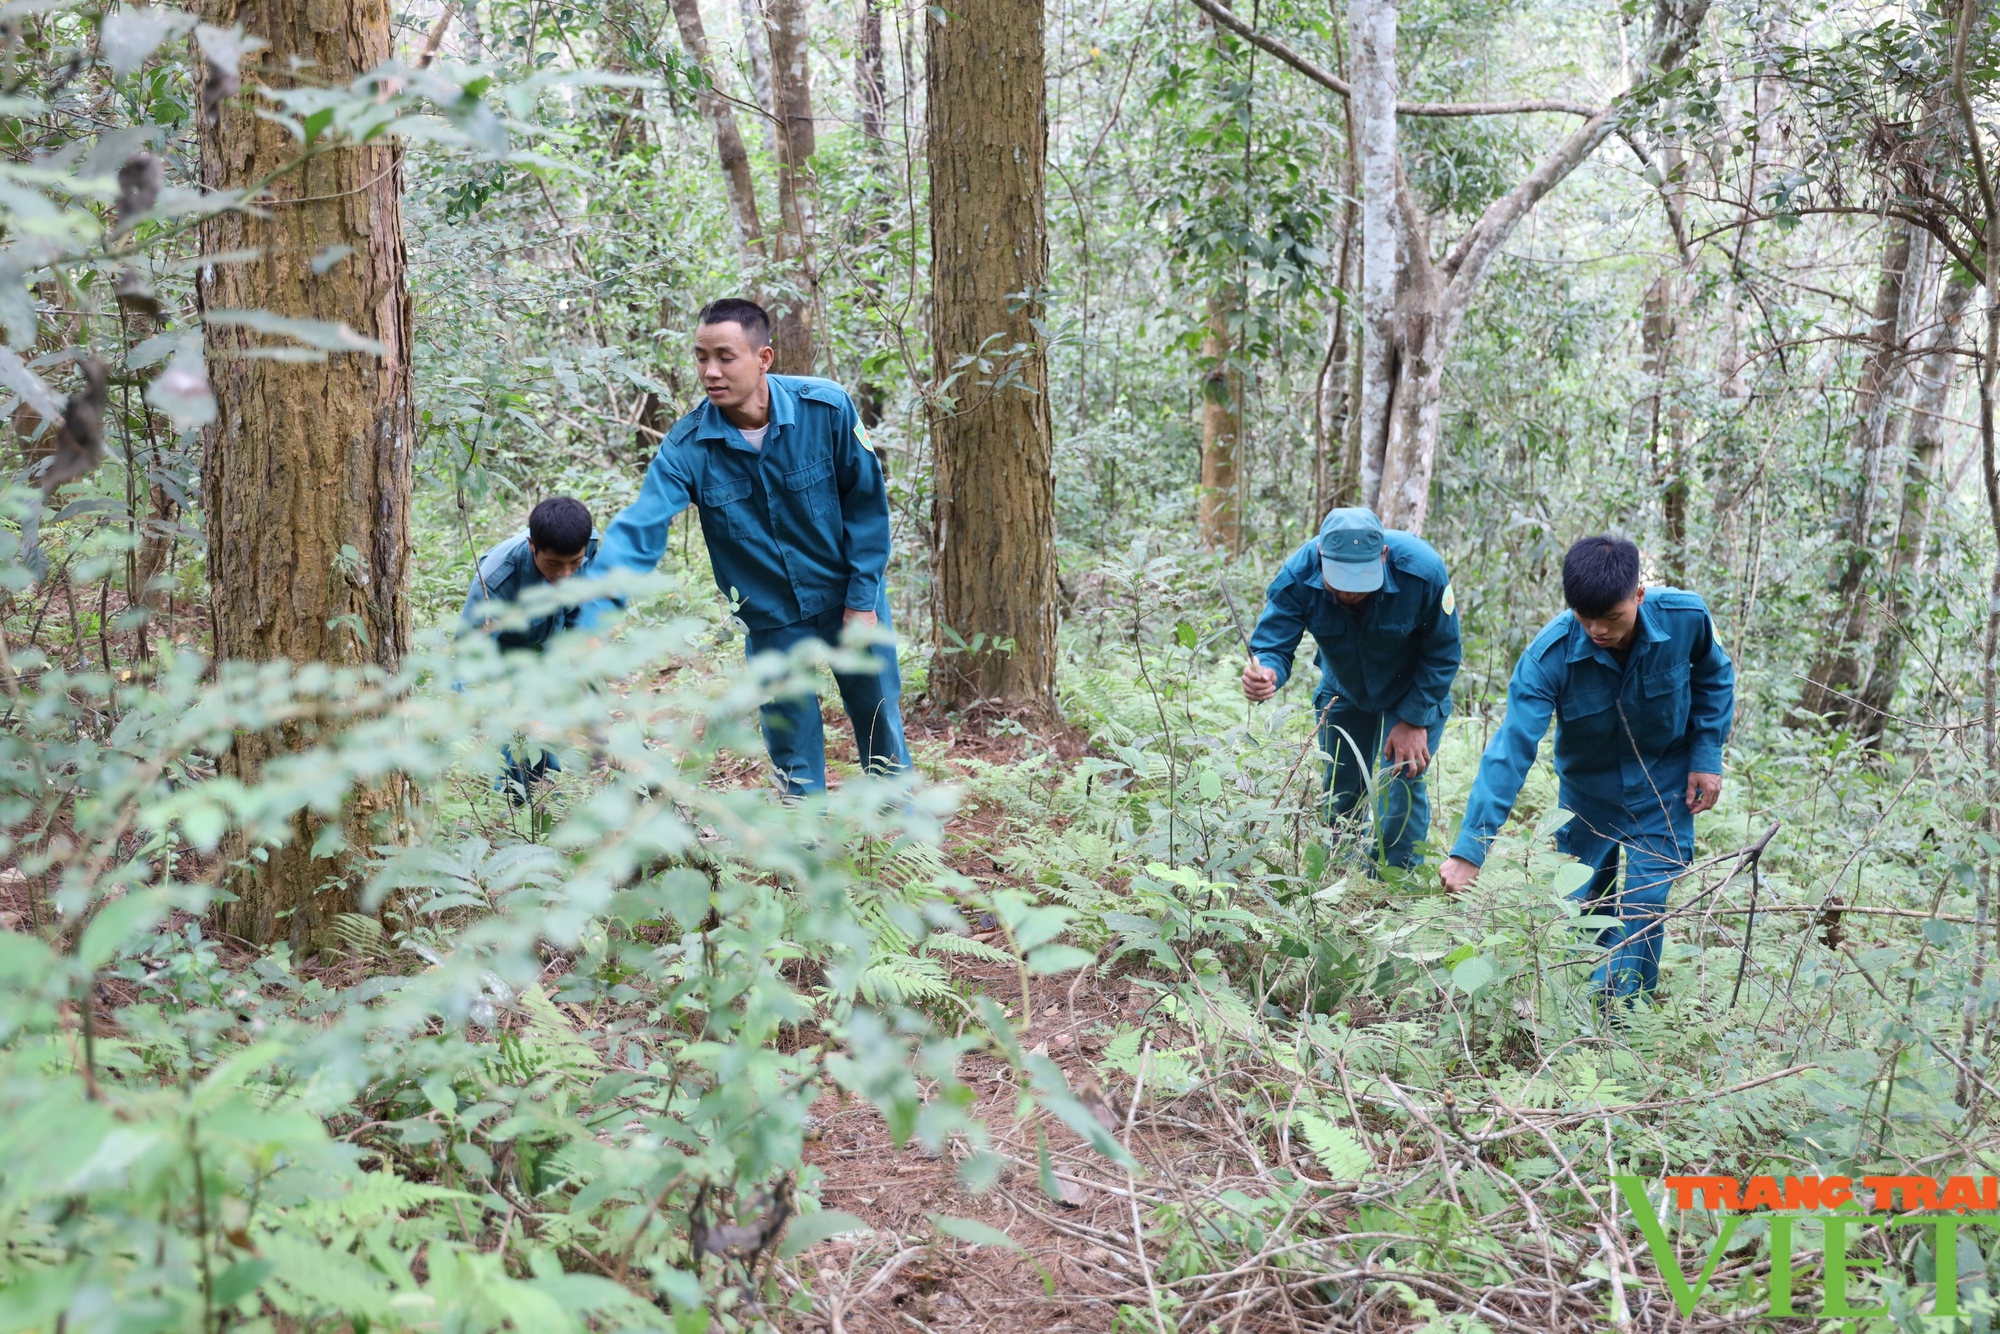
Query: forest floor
783,710,1308,1334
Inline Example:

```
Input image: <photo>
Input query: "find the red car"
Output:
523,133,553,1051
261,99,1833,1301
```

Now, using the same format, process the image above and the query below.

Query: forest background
5,0,2000,1327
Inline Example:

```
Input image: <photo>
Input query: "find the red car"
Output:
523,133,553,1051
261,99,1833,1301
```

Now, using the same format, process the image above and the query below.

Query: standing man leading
583,297,910,796
1243,508,1461,872
1440,535,1734,1002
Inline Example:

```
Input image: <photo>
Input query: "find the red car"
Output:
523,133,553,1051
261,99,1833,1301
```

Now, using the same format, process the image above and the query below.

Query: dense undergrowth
5,511,2000,1334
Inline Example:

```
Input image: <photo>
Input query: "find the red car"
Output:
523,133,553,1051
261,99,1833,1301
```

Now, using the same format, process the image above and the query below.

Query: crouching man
1243,507,1461,872
460,495,597,800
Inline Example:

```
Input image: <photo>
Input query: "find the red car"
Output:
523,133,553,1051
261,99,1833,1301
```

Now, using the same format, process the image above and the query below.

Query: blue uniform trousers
1316,695,1446,870
497,745,560,805
746,590,911,796
1558,801,1693,1000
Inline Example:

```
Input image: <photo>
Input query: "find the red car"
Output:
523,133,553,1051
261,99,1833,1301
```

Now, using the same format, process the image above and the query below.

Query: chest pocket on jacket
1641,659,1692,744
783,456,836,521
1557,679,1615,741
701,476,756,539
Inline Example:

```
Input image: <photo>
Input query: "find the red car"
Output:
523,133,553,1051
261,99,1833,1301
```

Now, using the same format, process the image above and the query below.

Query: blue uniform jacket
1247,530,1462,727
459,530,599,653
581,375,889,631
1451,587,1736,866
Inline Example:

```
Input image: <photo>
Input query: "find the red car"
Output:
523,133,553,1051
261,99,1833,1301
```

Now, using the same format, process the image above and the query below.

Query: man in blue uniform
1243,508,1461,871
583,297,909,797
1441,535,1735,1001
460,495,597,798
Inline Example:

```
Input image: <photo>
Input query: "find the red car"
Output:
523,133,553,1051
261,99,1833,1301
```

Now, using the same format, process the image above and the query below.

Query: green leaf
931,1214,1022,1251
421,1075,458,1115
1550,862,1595,898
203,309,388,355
1198,769,1221,799
210,1259,274,1308
1294,1112,1371,1180
453,1140,495,1177
1451,955,1496,994
1173,620,1196,649
1025,944,1095,975
301,107,336,146
76,891,168,971
779,1209,871,1257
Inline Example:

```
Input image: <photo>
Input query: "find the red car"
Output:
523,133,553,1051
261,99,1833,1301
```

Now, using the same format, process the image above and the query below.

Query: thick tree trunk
766,0,818,373
1795,223,1923,727
1197,290,1242,551
927,0,1056,713
1857,273,1973,746
196,0,415,947
670,0,767,267
1349,0,1396,515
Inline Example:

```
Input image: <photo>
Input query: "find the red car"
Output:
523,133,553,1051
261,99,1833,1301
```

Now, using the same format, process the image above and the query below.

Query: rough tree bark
1857,272,1973,746
1629,272,1687,582
927,0,1057,713
1317,58,1360,520
766,0,819,373
1795,223,1923,727
1348,0,1396,514
856,0,886,144
669,0,767,268
1197,289,1242,551
196,0,415,947
737,0,778,154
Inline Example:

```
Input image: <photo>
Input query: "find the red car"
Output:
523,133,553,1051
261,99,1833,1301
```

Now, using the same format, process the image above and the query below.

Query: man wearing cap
1243,508,1462,871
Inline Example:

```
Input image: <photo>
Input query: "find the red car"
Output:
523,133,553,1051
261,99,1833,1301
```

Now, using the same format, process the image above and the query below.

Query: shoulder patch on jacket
1440,582,1456,617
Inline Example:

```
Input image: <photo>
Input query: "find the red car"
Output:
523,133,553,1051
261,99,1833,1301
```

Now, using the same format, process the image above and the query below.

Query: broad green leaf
1450,955,1496,994
778,1210,870,1257
931,1214,1022,1251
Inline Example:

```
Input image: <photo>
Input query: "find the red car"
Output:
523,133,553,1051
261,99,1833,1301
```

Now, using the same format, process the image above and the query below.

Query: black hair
697,297,772,349
1562,534,1643,618
528,496,592,556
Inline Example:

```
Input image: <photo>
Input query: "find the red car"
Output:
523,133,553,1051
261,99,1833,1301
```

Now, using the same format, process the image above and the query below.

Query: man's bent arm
1687,609,1736,774
834,397,891,612
1247,573,1311,688
1450,652,1559,866
577,448,693,626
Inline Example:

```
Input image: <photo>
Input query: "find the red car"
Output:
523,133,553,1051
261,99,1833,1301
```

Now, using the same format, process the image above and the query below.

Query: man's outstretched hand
1440,855,1480,895
1241,659,1278,702
1686,771,1721,815
1384,721,1432,776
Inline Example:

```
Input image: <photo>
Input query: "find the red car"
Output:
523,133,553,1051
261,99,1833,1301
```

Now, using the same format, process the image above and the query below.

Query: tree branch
1439,0,1711,303
1187,0,1602,118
